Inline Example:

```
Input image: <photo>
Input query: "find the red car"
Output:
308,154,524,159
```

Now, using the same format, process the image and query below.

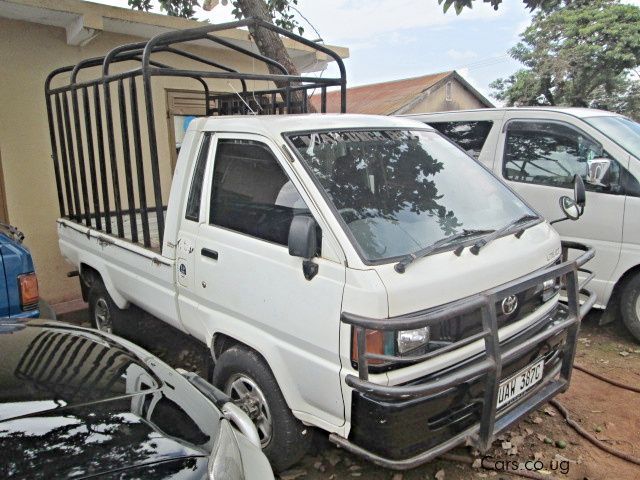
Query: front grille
421,280,558,352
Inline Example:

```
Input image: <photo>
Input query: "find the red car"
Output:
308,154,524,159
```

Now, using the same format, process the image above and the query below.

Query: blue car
0,223,46,319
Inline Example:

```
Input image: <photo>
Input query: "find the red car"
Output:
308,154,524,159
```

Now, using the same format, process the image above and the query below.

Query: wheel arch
209,332,302,416
212,332,242,362
603,263,640,322
77,257,128,309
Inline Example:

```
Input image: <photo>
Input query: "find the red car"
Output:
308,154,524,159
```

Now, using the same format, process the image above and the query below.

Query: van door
194,133,346,428
497,117,627,305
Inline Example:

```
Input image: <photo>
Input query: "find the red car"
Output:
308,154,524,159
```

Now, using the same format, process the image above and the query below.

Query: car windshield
585,115,640,159
286,129,535,262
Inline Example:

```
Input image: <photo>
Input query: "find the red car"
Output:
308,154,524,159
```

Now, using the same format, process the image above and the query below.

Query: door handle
201,248,219,260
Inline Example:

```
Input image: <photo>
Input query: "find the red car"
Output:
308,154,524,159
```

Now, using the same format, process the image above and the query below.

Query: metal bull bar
329,241,596,470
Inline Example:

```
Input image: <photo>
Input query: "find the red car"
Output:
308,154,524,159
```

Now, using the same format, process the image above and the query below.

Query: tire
621,273,640,342
211,345,311,472
87,280,125,336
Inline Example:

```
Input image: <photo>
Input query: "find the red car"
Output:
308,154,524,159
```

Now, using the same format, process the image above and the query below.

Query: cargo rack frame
45,17,346,250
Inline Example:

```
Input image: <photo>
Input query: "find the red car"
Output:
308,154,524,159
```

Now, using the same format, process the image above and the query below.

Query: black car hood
0,322,222,479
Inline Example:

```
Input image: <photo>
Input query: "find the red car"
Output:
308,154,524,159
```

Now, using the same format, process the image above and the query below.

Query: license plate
496,359,544,409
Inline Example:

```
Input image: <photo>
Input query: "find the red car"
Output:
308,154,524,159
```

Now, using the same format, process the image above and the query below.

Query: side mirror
573,174,586,208
288,216,319,280
559,196,581,221
551,175,586,225
586,158,611,188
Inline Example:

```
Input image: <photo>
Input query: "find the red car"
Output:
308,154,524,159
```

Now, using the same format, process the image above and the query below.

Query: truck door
497,116,628,305
175,132,213,341
194,134,347,428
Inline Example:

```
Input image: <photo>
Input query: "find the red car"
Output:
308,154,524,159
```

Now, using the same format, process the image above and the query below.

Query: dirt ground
58,309,640,480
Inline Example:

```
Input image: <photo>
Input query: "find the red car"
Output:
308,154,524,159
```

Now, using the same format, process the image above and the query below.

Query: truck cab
166,114,594,468
406,108,640,340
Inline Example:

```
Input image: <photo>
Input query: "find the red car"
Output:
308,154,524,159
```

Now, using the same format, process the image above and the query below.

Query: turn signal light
351,328,394,366
18,273,39,310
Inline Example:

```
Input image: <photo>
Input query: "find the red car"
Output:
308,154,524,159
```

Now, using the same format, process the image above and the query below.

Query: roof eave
0,0,349,70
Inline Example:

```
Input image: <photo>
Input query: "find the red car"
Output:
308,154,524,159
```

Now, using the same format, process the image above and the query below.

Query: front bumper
330,241,596,470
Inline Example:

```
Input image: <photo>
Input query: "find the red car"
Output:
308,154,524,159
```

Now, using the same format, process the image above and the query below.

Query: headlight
208,419,245,480
541,278,560,302
397,327,430,354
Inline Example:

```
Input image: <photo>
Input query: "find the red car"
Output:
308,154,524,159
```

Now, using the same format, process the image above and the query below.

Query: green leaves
439,1,583,15
128,0,199,18
490,0,640,118
231,0,304,34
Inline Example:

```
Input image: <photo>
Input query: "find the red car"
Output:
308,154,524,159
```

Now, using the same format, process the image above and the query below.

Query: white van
406,108,640,341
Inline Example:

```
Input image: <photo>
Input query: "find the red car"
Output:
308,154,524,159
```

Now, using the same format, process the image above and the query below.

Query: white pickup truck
47,20,595,472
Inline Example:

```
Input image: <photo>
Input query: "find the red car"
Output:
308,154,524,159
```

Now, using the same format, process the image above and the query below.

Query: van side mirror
559,196,581,221
551,175,586,225
288,216,319,280
586,158,611,188
573,174,586,208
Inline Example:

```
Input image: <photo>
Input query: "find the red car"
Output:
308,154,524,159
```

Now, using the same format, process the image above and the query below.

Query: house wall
0,16,269,307
403,78,488,114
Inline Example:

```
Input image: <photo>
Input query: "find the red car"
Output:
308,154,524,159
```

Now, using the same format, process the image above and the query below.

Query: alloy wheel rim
225,374,273,447
94,298,113,334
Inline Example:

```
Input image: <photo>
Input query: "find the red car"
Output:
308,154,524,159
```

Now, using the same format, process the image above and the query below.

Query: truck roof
403,106,621,119
194,113,433,137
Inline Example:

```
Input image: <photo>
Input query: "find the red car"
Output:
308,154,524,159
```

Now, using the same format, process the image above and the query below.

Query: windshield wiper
468,214,540,255
394,229,494,273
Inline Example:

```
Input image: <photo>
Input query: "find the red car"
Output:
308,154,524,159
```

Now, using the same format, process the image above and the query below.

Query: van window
503,121,620,193
429,121,493,159
209,140,310,246
185,133,212,222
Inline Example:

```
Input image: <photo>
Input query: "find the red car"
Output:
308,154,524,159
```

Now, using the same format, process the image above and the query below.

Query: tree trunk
235,0,315,112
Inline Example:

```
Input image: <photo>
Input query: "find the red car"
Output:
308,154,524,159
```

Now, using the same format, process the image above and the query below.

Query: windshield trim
282,127,541,267
584,115,640,160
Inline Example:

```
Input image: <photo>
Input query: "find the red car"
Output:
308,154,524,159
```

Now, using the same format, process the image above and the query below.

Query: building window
166,90,211,170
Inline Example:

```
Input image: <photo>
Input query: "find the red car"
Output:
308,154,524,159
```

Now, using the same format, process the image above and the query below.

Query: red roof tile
310,71,454,114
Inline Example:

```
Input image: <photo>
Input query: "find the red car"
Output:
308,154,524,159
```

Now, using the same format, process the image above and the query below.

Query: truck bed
88,209,166,252
57,215,179,329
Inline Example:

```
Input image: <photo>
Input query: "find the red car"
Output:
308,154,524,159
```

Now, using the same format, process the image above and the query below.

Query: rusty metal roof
311,71,456,115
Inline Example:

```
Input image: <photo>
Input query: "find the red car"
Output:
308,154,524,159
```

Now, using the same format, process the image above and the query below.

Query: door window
209,140,311,246
184,133,212,222
503,121,620,193
429,121,493,159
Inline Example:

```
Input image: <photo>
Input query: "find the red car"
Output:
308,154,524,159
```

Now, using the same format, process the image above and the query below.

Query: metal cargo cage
45,18,346,251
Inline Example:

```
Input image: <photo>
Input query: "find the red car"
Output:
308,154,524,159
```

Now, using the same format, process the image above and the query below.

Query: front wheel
211,345,311,472
621,273,640,342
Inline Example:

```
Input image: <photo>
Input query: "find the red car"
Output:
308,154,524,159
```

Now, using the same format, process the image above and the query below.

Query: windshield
585,115,640,159
287,129,535,262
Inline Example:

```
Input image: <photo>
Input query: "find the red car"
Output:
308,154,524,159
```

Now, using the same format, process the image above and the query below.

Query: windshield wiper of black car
467,214,541,255
394,229,495,273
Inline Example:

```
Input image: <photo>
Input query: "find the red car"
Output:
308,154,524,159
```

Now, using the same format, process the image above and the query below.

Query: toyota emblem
501,295,518,316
